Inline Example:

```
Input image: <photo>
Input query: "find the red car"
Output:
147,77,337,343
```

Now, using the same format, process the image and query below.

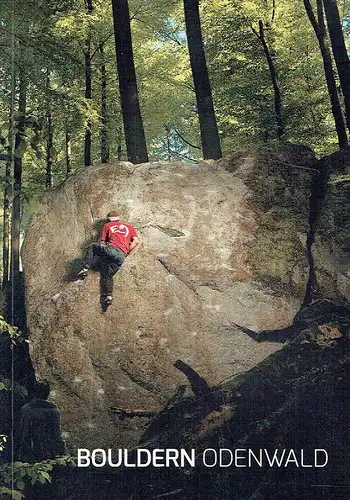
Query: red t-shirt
100,221,137,255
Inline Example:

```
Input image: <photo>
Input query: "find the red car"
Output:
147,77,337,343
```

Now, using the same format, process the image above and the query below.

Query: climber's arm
99,223,108,244
129,236,141,254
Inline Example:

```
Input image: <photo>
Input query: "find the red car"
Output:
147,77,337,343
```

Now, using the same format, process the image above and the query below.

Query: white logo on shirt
110,224,129,237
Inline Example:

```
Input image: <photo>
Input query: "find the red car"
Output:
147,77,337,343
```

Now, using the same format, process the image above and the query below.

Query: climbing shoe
77,268,88,280
104,295,113,306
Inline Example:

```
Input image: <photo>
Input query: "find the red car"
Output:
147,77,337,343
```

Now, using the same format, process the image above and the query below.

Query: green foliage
0,0,348,177
0,435,7,452
0,316,27,345
0,456,77,499
0,0,348,281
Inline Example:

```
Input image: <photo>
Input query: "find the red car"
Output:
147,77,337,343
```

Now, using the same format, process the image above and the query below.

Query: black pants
83,243,126,296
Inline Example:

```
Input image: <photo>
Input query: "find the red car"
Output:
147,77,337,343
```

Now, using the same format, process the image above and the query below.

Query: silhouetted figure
18,379,66,462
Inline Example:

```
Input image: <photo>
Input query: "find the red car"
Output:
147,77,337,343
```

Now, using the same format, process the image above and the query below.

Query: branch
250,24,261,40
271,0,276,23
110,407,156,419
90,0,150,61
174,128,201,149
90,32,114,60
156,28,183,46
169,149,197,162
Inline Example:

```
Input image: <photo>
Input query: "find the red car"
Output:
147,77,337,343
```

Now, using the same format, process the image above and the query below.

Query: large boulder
23,145,318,450
313,150,350,300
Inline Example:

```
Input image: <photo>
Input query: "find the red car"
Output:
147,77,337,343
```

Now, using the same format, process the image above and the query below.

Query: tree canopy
0,0,349,281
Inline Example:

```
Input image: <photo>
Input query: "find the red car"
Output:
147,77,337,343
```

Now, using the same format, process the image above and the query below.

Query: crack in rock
153,225,186,237
197,282,225,292
156,257,199,296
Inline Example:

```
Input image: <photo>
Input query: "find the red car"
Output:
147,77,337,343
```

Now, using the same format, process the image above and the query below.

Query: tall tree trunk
111,0,149,164
11,73,27,284
2,116,13,291
257,20,285,139
183,0,222,160
303,0,348,148
84,0,93,166
46,112,53,187
323,0,350,133
65,129,72,178
100,44,109,163
45,74,53,188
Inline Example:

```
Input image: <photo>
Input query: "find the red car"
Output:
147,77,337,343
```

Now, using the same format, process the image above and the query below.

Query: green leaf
16,480,25,490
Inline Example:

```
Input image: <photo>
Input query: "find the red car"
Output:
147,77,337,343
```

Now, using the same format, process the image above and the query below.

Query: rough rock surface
23,145,318,450
315,171,350,299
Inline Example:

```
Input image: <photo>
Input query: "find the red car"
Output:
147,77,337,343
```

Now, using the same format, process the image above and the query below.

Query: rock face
23,145,319,450
315,170,350,300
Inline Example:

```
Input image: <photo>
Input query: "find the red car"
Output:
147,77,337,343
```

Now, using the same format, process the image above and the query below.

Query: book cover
0,1,349,499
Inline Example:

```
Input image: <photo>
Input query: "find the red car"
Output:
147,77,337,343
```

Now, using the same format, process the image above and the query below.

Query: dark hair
107,210,120,218
34,379,51,400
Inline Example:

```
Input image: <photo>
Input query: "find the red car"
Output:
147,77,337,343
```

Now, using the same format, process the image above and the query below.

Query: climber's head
34,379,51,400
107,211,120,222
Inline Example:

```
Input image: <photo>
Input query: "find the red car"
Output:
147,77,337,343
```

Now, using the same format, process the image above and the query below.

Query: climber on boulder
77,211,140,306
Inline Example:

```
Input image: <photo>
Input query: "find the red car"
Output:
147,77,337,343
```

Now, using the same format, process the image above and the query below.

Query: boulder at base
23,145,316,450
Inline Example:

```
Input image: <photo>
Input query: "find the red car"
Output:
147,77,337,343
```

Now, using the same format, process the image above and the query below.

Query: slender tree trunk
166,127,171,161
2,68,16,291
65,129,72,178
2,115,13,291
323,0,350,133
304,46,319,134
258,20,285,139
45,74,53,188
183,0,222,159
11,73,27,283
100,45,109,163
111,0,149,164
304,0,348,148
84,0,93,166
46,112,53,187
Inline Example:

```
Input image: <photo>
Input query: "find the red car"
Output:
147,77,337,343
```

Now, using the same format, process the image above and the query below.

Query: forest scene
0,0,350,499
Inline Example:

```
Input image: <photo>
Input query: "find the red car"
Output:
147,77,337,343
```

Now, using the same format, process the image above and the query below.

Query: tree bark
117,126,122,160
65,129,72,178
2,116,13,291
183,0,222,160
100,45,110,163
45,74,53,188
11,73,27,283
111,0,149,164
45,112,53,187
303,0,348,148
84,0,93,166
257,20,285,139
323,0,350,133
